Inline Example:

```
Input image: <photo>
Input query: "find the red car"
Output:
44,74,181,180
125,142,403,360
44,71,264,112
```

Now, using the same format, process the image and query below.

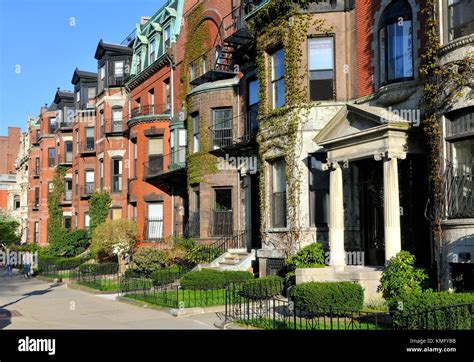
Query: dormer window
149,38,156,63
164,26,171,48
378,0,414,85
100,65,106,89
136,53,142,73
115,61,124,79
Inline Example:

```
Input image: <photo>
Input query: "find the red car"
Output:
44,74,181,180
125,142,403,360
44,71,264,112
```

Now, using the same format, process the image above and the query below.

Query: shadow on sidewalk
0,308,11,329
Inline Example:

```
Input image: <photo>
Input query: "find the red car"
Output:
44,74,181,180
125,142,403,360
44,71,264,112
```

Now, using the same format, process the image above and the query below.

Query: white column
383,154,402,262
329,162,346,266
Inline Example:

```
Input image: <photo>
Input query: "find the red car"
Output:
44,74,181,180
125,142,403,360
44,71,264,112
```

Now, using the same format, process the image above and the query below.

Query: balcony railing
210,210,233,237
58,121,73,131
222,3,256,45
111,175,123,193
209,112,258,151
210,118,233,149
78,140,95,154
144,218,164,242
444,163,473,218
103,119,126,135
128,104,171,120
74,109,96,123
60,190,73,205
57,152,73,165
184,212,200,238
80,183,95,198
143,156,164,178
189,46,237,86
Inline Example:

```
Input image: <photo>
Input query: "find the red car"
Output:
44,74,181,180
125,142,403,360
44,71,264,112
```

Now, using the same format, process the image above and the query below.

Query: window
34,187,40,207
100,110,105,138
111,158,123,193
309,37,335,101
48,148,55,167
146,203,164,241
378,0,414,85
64,216,71,231
76,91,80,102
87,87,96,100
110,207,123,220
13,195,20,210
248,78,259,137
136,98,141,115
147,137,163,175
100,64,106,89
131,204,137,221
99,159,104,191
75,129,79,153
192,114,200,153
164,79,171,111
84,212,90,229
271,48,285,108
33,222,39,243
85,170,95,195
65,180,72,201
48,182,54,194
35,157,40,175
148,89,155,114
447,0,474,41
192,187,200,212
309,153,330,227
65,141,73,163
149,38,156,63
271,159,287,228
49,117,57,134
171,129,187,164
115,61,124,78
212,108,233,149
112,108,123,132
133,141,138,178
212,188,233,236
75,172,78,195
136,52,142,73
85,127,94,151
164,26,171,48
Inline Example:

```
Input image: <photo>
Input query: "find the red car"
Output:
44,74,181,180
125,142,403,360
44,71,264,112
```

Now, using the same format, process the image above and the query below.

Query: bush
173,237,196,252
46,229,90,257
392,291,474,330
286,243,325,281
129,247,170,277
91,220,137,261
180,269,253,289
377,251,428,306
290,282,364,312
185,245,222,265
38,255,89,269
78,262,119,275
241,276,284,299
151,266,188,286
0,218,20,245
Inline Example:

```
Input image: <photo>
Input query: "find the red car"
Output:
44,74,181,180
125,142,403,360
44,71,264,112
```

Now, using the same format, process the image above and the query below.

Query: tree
91,220,138,273
88,191,112,232
0,218,20,245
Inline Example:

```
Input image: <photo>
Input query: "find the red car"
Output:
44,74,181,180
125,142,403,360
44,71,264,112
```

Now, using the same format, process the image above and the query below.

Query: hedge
151,266,189,286
290,282,364,312
392,291,474,330
179,269,253,289
78,263,119,276
38,256,88,270
241,276,284,299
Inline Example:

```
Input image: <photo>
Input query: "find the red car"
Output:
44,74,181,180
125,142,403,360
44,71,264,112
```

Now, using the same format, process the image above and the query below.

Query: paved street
0,268,219,329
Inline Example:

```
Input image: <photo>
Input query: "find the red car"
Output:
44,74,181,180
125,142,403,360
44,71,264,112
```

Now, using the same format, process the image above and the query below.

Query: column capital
374,151,407,161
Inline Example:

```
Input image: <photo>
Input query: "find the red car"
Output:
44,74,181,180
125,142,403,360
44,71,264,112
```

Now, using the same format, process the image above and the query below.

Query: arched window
379,0,414,85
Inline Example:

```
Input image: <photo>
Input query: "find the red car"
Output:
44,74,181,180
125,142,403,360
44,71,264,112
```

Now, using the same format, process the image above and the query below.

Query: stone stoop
198,249,256,272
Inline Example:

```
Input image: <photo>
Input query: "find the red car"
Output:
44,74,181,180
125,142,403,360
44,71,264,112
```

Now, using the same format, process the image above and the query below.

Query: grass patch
236,317,386,330
125,288,227,308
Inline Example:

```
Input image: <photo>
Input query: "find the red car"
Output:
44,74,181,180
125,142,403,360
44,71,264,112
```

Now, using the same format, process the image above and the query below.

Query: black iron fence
210,210,233,236
187,230,246,265
184,212,200,238
128,104,171,119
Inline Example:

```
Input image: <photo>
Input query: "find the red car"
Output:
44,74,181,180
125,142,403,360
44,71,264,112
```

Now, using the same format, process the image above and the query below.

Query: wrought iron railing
80,183,95,198
443,163,473,218
128,104,171,120
79,140,95,153
210,210,233,237
189,46,235,83
143,156,164,178
58,121,73,130
60,190,73,204
187,230,246,265
209,112,258,149
104,119,125,134
144,218,164,241
210,118,233,149
57,152,73,165
184,212,200,238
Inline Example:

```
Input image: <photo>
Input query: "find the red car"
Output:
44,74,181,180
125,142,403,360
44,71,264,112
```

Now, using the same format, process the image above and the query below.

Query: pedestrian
6,253,15,277
23,251,32,279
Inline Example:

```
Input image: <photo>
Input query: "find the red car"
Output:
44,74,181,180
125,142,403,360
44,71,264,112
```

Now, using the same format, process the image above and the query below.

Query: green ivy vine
253,0,333,256
419,0,474,256
47,166,67,244
182,3,218,188
88,191,112,233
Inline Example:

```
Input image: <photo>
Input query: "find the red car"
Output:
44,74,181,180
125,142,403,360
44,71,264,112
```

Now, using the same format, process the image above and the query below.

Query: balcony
80,183,95,199
127,104,171,122
144,218,164,242
58,121,73,131
142,148,187,185
222,4,255,46
104,119,126,136
189,46,237,86
209,112,258,155
444,163,474,218
74,109,96,124
78,140,96,155
210,210,233,237
59,190,73,205
57,152,73,166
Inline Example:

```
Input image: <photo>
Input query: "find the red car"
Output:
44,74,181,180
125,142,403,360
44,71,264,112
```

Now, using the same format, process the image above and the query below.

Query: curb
115,296,170,312
170,305,225,317
35,276,65,284
66,282,118,295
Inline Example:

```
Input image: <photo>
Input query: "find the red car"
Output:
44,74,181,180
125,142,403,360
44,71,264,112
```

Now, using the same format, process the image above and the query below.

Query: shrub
286,243,325,281
290,282,364,312
0,218,20,245
392,291,474,330
377,251,428,306
129,247,170,277
38,255,88,269
46,229,90,257
185,245,222,265
173,237,196,252
151,266,187,286
180,269,253,289
241,276,284,299
91,220,137,261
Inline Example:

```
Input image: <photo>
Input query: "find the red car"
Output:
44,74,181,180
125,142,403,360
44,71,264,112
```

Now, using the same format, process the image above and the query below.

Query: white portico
297,104,427,300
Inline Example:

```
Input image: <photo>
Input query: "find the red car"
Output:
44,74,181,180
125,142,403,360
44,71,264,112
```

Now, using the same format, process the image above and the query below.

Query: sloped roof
94,39,133,60
71,68,98,85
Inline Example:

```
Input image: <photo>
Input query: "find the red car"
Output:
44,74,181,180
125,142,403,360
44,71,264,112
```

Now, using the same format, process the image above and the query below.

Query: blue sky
0,0,166,135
